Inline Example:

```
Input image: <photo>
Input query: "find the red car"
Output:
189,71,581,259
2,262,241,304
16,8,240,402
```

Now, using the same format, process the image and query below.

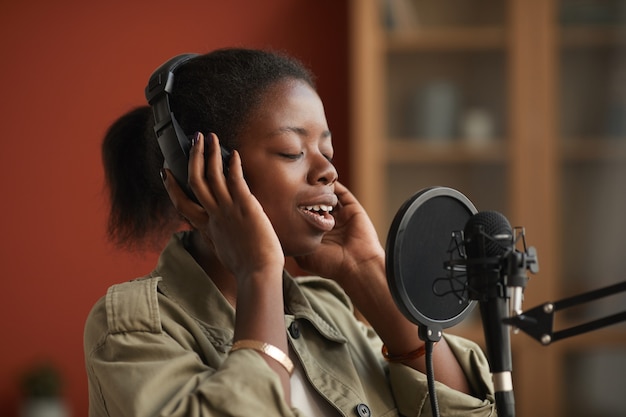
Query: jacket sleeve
302,276,496,417
387,334,496,417
84,278,303,417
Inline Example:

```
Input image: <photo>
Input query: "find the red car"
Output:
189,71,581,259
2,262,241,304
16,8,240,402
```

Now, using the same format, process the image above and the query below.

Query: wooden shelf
387,139,507,164
560,26,626,48
386,26,506,51
561,139,626,162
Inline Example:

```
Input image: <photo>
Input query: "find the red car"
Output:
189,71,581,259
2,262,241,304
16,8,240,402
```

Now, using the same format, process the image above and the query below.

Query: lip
299,191,338,206
299,207,336,232
298,193,338,232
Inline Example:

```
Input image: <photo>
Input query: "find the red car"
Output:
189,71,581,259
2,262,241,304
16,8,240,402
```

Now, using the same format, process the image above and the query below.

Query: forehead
243,78,328,136
256,78,321,110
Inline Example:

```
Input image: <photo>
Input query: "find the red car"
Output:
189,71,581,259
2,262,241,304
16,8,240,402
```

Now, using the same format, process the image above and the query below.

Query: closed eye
279,152,303,160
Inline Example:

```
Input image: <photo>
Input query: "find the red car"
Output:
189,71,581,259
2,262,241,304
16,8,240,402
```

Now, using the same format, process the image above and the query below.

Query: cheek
248,180,293,220
241,160,303,222
246,166,300,206
249,181,301,235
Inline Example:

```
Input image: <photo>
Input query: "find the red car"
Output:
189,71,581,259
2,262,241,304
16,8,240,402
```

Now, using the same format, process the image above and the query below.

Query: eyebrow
275,126,332,139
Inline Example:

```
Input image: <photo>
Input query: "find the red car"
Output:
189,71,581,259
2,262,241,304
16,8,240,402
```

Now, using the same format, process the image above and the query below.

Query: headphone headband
145,53,199,104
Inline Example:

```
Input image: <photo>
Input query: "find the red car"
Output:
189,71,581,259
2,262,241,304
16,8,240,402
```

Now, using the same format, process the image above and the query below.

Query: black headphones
144,53,231,202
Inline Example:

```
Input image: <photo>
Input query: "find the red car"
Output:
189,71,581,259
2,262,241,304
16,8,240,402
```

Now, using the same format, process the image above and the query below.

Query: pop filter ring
386,186,478,338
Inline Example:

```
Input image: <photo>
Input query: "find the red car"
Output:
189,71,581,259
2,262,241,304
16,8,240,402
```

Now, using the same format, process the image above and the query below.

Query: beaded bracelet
381,343,436,362
230,340,294,375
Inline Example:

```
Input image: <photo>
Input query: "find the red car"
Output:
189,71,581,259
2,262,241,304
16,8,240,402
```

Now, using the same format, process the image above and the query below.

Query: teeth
304,205,333,212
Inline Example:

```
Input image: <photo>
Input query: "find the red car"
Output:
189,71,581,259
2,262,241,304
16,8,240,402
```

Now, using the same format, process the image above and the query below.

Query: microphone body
464,211,516,417
480,297,515,417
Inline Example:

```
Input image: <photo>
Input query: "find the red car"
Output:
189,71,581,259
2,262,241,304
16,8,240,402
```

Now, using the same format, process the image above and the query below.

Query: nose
308,152,338,185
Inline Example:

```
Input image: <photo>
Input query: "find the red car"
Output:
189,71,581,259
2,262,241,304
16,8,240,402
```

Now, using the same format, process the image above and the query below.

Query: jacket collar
152,232,346,344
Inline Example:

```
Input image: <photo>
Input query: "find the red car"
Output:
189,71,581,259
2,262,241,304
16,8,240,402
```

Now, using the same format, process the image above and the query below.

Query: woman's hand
294,182,384,285
162,133,292,394
161,132,285,282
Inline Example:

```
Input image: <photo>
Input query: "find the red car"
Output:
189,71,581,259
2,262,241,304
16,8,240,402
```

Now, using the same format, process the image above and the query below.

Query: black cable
425,340,440,417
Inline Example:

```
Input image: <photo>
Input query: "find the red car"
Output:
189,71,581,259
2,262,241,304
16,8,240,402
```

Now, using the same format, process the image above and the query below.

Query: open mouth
299,204,336,231
302,205,334,215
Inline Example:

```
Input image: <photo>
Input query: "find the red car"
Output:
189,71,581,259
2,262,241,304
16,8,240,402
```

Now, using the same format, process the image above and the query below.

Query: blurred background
351,1,626,416
1,1,625,416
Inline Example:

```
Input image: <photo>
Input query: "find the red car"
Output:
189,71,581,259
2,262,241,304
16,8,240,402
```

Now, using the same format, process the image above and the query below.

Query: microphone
463,211,517,417
386,188,537,417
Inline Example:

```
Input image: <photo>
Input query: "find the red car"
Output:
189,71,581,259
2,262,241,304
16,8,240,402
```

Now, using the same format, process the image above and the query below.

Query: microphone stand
418,325,443,417
457,226,626,415
503,280,626,345
499,231,626,414
437,210,625,416
497,226,626,343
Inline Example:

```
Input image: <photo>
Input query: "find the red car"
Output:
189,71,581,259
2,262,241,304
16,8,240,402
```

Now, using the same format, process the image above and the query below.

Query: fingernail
160,168,167,181
191,131,201,147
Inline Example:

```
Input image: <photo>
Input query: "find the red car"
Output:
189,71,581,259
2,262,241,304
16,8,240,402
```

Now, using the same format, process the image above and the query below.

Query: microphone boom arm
503,280,626,345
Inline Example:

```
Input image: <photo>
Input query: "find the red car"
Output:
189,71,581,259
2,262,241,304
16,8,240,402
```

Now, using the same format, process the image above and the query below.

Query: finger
333,181,350,199
225,150,253,203
187,132,215,206
189,132,230,207
161,168,208,227
333,181,360,208
207,133,231,196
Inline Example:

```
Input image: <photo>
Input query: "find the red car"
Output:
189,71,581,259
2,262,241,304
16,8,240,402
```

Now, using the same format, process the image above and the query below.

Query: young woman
85,48,495,417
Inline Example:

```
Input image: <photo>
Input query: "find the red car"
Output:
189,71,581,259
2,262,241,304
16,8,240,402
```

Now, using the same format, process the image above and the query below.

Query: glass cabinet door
349,1,626,415
558,1,626,416
381,0,509,233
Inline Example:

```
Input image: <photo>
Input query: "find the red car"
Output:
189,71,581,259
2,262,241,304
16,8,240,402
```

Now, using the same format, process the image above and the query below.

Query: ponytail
101,106,182,251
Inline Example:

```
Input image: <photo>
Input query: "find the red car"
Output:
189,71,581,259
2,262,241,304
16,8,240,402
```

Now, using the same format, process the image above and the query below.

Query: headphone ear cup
145,54,200,202
156,114,196,200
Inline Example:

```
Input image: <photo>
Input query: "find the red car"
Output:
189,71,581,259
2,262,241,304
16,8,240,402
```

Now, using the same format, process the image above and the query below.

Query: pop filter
386,186,478,335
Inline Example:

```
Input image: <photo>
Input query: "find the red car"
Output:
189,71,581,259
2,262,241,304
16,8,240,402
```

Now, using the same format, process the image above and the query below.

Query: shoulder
84,277,163,347
105,276,163,333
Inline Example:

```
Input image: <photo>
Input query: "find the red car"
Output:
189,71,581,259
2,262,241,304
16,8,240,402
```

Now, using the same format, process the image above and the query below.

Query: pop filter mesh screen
387,187,477,328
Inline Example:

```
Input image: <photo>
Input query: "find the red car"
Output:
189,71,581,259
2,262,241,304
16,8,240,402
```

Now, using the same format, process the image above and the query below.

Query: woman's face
236,78,338,256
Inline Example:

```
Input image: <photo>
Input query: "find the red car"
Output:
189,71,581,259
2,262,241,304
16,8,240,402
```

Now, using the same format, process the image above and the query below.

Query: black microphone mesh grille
464,211,513,258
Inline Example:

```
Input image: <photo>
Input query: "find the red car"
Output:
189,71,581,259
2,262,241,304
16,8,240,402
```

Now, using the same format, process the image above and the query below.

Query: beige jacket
84,232,495,417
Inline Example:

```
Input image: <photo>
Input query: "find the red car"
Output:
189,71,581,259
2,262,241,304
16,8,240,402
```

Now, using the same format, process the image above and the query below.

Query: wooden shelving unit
349,1,626,416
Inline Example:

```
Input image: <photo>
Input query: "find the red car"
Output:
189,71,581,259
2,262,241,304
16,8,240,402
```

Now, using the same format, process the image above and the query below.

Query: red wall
0,1,349,415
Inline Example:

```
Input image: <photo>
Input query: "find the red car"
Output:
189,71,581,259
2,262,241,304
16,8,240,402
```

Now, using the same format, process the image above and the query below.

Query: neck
187,230,238,308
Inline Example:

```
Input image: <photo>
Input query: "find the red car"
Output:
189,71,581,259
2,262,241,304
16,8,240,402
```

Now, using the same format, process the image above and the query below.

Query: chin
282,235,324,258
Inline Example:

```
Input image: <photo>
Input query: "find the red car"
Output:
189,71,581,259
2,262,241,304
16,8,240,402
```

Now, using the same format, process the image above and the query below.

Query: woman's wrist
235,265,284,286
338,254,386,308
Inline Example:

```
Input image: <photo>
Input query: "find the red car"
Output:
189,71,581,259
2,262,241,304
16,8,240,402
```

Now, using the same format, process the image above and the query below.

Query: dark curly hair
102,48,315,251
